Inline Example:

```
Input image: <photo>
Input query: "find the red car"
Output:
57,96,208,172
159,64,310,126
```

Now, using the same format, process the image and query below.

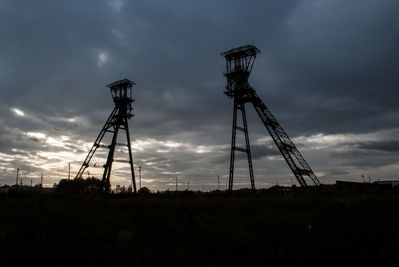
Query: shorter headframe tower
222,45,320,190
76,79,137,192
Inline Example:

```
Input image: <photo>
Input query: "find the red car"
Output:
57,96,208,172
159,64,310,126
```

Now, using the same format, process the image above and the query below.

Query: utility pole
188,179,190,191
41,174,43,189
16,168,19,185
139,166,142,189
68,162,71,180
217,175,220,190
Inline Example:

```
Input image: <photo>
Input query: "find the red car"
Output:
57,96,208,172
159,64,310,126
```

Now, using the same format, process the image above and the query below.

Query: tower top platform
106,79,136,89
107,78,136,105
222,45,261,75
221,45,260,60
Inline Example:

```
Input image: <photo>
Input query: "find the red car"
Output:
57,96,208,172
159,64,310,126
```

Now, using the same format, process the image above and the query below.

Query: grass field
1,189,398,266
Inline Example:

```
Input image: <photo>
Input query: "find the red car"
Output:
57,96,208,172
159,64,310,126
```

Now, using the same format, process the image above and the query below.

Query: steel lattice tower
75,79,137,192
222,45,320,190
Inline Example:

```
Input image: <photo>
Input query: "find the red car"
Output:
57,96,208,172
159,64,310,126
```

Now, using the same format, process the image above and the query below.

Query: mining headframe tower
75,79,137,192
222,45,321,189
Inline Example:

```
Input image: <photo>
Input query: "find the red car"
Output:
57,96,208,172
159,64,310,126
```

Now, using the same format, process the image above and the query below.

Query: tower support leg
228,102,238,191
240,103,255,190
124,118,137,193
228,102,256,191
75,107,118,179
101,124,120,192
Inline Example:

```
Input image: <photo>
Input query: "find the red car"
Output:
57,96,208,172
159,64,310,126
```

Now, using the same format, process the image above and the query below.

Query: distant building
373,180,399,189
336,180,399,190
336,180,367,189
0,185,55,194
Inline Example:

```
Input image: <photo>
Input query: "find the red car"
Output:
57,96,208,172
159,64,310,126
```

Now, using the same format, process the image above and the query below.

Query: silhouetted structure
373,180,399,189
222,45,320,189
15,168,19,185
336,180,367,190
75,79,137,192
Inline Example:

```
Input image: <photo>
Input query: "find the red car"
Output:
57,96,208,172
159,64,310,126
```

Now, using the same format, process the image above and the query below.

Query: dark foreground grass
0,191,398,266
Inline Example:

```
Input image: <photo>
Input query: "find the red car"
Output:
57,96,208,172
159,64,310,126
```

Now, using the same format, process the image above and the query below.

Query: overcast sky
1,0,398,190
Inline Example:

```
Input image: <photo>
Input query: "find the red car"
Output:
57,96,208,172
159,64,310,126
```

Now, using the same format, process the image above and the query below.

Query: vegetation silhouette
137,186,151,194
0,186,398,266
56,177,103,194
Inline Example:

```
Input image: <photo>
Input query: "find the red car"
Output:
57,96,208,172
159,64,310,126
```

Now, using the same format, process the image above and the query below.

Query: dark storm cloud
0,0,399,188
235,144,281,161
357,140,399,152
329,137,399,168
330,149,399,168
324,169,351,177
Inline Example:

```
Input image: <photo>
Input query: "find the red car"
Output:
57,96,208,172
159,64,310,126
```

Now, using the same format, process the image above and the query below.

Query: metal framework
75,79,137,192
222,45,320,189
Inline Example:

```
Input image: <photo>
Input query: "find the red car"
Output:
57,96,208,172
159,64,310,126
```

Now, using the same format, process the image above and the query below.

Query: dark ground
0,188,398,266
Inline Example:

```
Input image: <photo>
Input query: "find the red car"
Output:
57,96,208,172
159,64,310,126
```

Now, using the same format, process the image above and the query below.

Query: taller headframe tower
222,45,320,189
76,79,137,192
